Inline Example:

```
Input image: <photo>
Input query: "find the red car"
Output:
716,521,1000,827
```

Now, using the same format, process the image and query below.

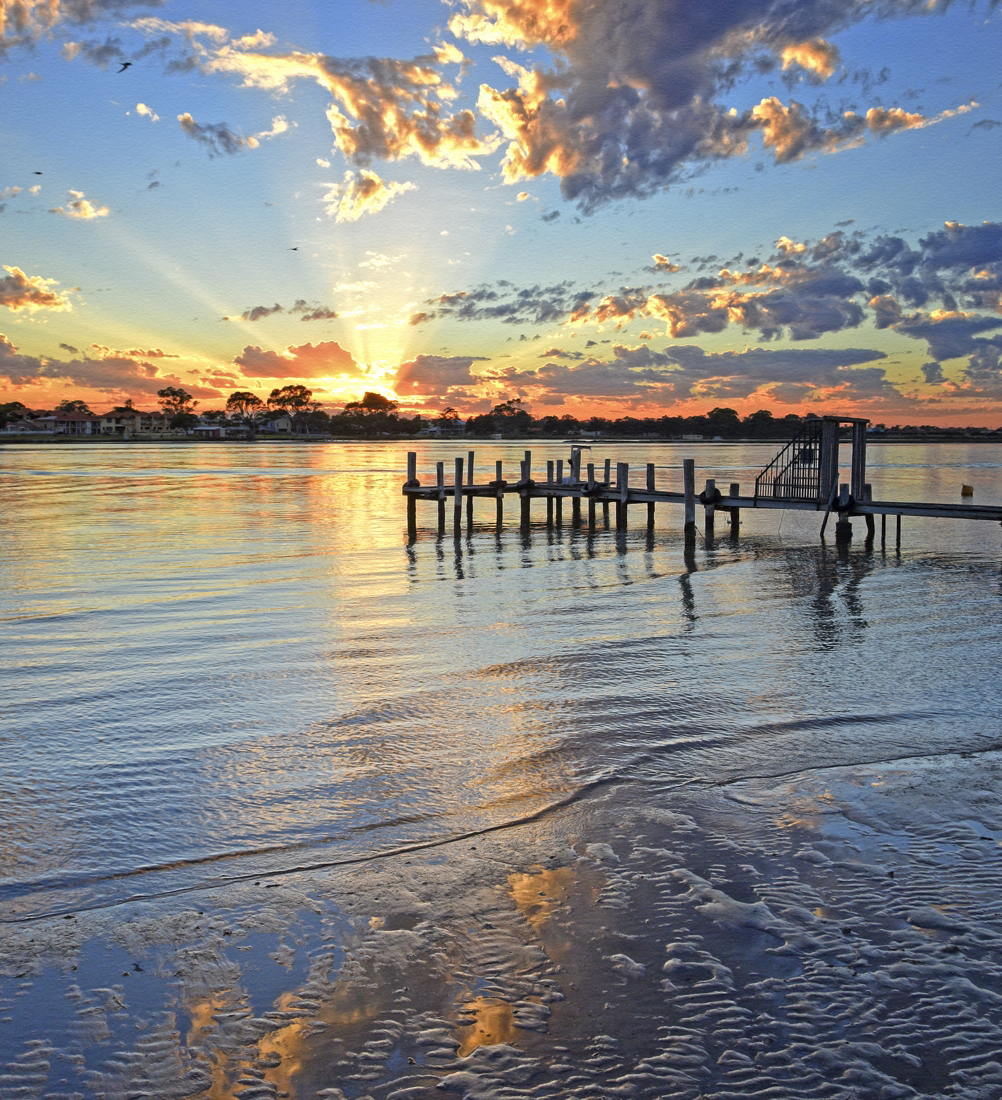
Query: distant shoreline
3,434,1001,446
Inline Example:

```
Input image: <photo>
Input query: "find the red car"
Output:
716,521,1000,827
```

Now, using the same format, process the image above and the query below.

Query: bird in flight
118,61,132,72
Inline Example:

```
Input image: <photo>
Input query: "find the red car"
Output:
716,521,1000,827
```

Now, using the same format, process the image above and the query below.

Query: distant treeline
3,393,1000,440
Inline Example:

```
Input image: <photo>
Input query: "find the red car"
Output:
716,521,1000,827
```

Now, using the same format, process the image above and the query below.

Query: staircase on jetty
403,414,1002,545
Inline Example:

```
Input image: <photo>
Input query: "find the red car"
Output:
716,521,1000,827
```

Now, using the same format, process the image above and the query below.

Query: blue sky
3,0,1002,423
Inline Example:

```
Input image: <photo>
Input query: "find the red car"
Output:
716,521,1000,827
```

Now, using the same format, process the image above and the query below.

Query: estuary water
2,440,1002,1100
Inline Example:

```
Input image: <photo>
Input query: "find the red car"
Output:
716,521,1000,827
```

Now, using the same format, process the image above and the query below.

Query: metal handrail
754,420,824,503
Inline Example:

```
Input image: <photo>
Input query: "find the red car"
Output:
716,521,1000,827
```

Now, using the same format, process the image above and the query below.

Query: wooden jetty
404,415,1002,546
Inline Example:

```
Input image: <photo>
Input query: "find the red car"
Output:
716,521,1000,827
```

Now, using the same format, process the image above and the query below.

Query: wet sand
4,751,1002,1099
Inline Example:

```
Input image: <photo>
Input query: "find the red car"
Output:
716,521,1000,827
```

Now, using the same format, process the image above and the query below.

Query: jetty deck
403,415,1002,545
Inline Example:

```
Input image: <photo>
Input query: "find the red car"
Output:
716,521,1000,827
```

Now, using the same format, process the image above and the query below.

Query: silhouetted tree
157,387,197,417
55,398,93,415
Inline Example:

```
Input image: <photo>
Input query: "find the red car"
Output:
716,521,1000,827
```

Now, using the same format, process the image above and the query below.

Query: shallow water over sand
2,440,1002,1099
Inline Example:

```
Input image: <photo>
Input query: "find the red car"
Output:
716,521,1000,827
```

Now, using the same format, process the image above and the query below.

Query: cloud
538,346,583,359
155,25,499,171
1,1,163,52
652,254,681,273
453,0,976,210
1,266,73,312
394,353,480,396
0,332,46,385
413,280,594,326
227,303,284,322
89,343,179,358
224,300,340,323
177,112,287,155
136,102,159,122
49,190,109,218
233,340,362,379
324,169,416,222
0,331,209,396
478,341,890,405
894,311,1002,362
781,39,840,81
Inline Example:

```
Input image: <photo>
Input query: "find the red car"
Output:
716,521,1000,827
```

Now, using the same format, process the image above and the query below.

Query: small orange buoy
961,484,974,497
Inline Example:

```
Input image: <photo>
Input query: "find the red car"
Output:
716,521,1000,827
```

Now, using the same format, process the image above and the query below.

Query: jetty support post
851,421,867,501
546,460,555,527
555,460,564,526
436,461,446,534
520,449,531,529
616,463,630,529
835,483,853,544
863,483,875,542
570,447,582,526
604,458,612,527
587,463,597,530
683,459,696,543
881,513,886,549
703,478,716,538
495,459,504,529
405,451,418,540
729,482,740,537
453,456,464,535
467,451,475,526
647,463,656,528
896,513,902,550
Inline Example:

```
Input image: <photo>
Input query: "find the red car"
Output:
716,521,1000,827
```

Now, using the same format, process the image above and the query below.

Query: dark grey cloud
0,0,164,54
461,0,956,211
475,341,890,405
411,281,595,326
177,113,252,156
224,300,339,323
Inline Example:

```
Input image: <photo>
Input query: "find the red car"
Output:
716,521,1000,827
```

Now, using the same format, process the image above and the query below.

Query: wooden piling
647,463,656,527
729,482,740,537
704,478,716,537
407,496,416,540
546,460,555,526
467,451,475,526
603,458,611,526
495,459,504,528
896,513,902,549
616,462,629,529
683,459,696,535
453,456,464,534
863,483,875,541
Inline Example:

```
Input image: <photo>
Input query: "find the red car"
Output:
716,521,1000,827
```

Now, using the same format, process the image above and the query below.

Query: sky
2,0,1002,425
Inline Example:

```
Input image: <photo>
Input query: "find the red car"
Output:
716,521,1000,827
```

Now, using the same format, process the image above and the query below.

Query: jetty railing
754,419,823,503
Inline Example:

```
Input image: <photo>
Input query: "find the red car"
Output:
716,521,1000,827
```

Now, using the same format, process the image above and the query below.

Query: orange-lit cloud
451,0,975,209
234,340,362,379
394,353,480,396
1,266,73,312
49,189,109,218
781,39,840,81
324,169,416,222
